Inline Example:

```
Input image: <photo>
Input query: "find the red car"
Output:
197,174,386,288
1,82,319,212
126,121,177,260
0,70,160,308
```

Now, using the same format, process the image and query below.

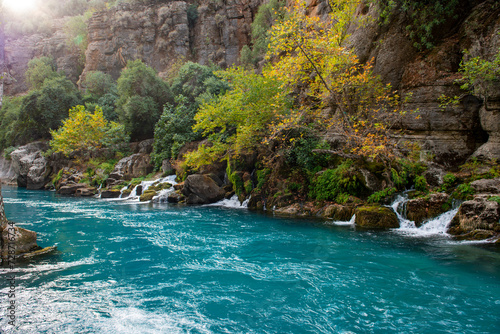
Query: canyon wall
3,0,500,166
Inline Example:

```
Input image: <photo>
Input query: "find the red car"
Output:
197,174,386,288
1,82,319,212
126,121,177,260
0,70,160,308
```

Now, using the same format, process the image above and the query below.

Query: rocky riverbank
1,139,498,244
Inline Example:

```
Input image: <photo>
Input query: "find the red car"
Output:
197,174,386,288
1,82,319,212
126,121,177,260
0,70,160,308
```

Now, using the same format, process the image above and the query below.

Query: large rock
322,204,355,221
10,142,51,189
1,223,39,259
57,183,96,196
182,174,225,204
0,156,16,182
355,206,399,229
471,178,500,194
111,153,154,180
406,193,450,226
448,196,500,240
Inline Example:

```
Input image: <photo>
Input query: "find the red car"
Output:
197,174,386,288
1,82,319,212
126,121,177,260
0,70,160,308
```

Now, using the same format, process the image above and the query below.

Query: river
1,185,499,333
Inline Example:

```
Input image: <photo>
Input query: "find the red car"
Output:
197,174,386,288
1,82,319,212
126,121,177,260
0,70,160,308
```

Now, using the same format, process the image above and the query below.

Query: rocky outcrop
344,1,499,166
471,178,500,194
406,193,450,226
110,153,154,181
448,196,500,240
182,174,225,204
0,156,16,183
57,183,97,197
355,206,399,229
0,184,52,261
81,0,262,82
10,142,51,190
4,18,83,95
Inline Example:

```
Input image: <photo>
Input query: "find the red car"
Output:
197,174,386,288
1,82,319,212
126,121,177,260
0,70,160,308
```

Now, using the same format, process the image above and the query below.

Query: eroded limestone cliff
3,0,500,165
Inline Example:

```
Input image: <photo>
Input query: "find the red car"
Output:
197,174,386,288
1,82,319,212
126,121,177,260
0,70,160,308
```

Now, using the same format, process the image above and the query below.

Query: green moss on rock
355,206,399,229
139,190,157,202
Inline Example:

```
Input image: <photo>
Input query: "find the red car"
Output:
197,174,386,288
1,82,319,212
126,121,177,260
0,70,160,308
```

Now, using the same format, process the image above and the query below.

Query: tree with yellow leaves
265,0,412,160
50,105,129,155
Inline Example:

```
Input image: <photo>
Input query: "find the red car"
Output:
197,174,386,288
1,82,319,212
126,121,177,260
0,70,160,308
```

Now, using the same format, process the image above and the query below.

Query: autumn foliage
50,105,128,155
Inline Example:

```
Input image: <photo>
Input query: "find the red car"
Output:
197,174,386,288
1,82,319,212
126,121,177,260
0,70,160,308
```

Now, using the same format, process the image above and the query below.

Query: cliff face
4,18,82,96
82,0,262,81
345,0,500,166
2,0,500,166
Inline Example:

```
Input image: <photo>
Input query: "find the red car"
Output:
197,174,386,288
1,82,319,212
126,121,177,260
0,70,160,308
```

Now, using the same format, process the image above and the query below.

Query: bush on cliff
116,60,172,141
17,77,82,142
152,62,229,167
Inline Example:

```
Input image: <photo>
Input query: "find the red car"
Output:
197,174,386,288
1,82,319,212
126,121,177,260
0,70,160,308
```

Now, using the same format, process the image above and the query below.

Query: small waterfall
204,195,249,209
389,194,459,237
390,194,416,229
330,214,356,226
119,175,177,202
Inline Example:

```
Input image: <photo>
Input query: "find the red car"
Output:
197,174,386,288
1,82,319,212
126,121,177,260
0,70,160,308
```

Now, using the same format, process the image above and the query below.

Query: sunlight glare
3,0,38,14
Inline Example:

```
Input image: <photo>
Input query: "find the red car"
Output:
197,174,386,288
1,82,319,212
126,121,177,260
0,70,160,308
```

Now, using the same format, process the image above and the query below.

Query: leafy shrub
116,60,172,140
309,160,365,202
284,132,330,171
256,169,271,190
81,71,117,100
452,183,475,200
367,187,397,203
414,175,428,192
185,68,292,169
0,96,23,150
378,0,460,50
17,77,82,142
25,56,60,90
488,196,500,205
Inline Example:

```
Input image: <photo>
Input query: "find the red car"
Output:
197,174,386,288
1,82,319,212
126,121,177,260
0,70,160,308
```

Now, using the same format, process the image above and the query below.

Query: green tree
17,76,82,141
152,62,228,166
116,60,171,140
50,105,128,155
81,71,117,99
184,67,292,168
0,96,22,150
25,56,61,90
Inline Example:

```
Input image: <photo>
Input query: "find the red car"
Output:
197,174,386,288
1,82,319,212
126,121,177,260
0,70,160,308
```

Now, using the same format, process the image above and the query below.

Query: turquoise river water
0,185,499,333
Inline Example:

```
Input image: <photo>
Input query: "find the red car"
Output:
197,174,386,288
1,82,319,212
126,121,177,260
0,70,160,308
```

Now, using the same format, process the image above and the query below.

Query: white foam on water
329,214,356,226
389,194,458,238
116,175,178,203
204,195,249,209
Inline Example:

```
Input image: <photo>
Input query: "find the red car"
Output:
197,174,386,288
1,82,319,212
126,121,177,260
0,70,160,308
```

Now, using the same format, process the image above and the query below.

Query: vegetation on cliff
0,0,499,234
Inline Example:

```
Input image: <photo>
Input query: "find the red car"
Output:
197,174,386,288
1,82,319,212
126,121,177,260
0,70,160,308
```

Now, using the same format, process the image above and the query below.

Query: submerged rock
322,204,355,221
140,190,158,202
355,206,399,229
182,174,225,204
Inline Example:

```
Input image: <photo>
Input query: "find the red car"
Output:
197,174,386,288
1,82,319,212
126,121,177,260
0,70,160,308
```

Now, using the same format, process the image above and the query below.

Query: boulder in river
182,174,225,204
448,196,500,240
355,206,399,229
406,193,450,227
